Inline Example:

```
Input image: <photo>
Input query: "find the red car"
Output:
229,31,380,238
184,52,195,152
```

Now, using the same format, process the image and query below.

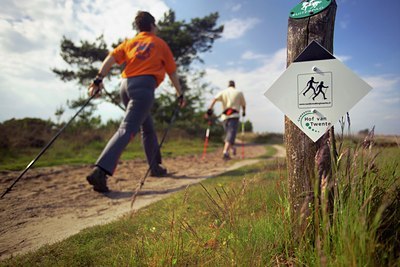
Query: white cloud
241,51,268,60
345,74,400,134
335,54,351,62
364,75,399,91
231,4,242,12
382,97,400,105
338,12,350,29
222,17,260,40
0,0,169,123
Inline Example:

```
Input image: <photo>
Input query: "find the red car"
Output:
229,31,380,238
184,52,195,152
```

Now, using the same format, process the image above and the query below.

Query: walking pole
131,100,181,208
241,116,245,159
201,120,211,160
299,85,308,95
1,90,100,199
201,109,213,160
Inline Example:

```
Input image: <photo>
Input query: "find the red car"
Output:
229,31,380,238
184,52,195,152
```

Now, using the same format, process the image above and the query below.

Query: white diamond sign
264,41,372,142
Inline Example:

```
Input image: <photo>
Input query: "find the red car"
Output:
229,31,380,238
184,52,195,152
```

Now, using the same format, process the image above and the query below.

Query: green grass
1,144,398,266
1,157,289,266
0,137,219,171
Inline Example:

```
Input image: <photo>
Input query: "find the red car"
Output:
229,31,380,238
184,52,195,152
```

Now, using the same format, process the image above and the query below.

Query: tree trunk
285,0,337,237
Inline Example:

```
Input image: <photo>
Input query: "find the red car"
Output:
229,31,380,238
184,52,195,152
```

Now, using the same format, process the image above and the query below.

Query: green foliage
289,142,400,266
244,120,253,132
157,10,223,69
52,35,112,85
0,118,54,149
237,119,253,132
249,132,284,144
332,146,400,265
54,105,65,125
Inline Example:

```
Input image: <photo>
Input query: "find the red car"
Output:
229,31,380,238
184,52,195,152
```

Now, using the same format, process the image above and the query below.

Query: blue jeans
96,76,161,175
223,118,239,145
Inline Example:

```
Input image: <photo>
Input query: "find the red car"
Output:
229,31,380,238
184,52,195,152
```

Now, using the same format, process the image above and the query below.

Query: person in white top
207,80,246,160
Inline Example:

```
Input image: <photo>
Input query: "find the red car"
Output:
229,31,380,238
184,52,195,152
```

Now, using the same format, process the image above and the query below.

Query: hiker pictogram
301,0,322,11
303,76,318,96
313,81,328,100
297,71,332,109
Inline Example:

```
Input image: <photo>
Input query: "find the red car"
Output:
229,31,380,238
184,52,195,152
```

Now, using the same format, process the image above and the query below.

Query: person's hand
177,94,186,108
242,111,246,117
88,77,103,97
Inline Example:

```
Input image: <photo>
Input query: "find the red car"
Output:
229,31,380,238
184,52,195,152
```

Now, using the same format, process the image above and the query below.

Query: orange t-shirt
111,32,176,87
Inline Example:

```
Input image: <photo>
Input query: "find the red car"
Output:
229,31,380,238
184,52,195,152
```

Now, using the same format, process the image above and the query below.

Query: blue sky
0,0,399,135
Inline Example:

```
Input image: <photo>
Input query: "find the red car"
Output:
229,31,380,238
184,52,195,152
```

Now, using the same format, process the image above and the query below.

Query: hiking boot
86,167,110,193
223,153,231,161
232,147,237,156
150,164,167,177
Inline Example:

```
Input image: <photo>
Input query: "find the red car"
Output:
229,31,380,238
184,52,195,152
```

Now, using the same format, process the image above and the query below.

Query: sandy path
0,144,285,260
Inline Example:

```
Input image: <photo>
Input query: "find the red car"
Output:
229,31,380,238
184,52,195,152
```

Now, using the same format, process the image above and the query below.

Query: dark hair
134,11,155,32
228,80,235,87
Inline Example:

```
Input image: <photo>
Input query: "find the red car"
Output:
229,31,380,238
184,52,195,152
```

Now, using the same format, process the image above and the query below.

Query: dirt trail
0,144,285,260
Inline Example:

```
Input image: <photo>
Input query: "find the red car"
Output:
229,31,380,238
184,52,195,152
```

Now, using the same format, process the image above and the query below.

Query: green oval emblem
290,0,332,19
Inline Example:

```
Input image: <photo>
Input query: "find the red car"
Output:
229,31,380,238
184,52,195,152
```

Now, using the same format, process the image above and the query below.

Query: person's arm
206,98,217,117
168,71,186,107
209,98,218,110
88,54,117,96
98,54,117,77
168,71,183,96
240,92,246,117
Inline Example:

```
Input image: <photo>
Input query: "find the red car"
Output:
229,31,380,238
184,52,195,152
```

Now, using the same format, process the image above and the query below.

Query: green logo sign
298,110,331,134
290,0,332,19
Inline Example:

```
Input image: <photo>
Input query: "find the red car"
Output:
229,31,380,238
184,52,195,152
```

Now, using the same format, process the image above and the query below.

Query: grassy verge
1,144,398,266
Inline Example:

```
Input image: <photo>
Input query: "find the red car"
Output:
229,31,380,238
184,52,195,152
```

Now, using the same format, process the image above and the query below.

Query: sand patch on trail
0,144,284,260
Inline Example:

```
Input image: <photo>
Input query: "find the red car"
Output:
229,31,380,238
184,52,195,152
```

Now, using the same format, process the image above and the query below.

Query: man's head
228,80,235,87
134,11,156,32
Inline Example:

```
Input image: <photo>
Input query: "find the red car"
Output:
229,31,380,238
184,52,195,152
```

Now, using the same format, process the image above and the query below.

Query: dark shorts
223,118,239,145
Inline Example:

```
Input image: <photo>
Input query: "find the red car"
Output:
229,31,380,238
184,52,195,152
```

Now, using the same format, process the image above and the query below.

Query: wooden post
285,0,337,236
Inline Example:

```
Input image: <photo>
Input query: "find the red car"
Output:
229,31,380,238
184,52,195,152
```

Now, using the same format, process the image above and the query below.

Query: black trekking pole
1,91,100,199
131,100,182,208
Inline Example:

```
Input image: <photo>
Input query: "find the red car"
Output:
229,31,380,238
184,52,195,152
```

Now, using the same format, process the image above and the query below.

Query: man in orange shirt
86,11,185,193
